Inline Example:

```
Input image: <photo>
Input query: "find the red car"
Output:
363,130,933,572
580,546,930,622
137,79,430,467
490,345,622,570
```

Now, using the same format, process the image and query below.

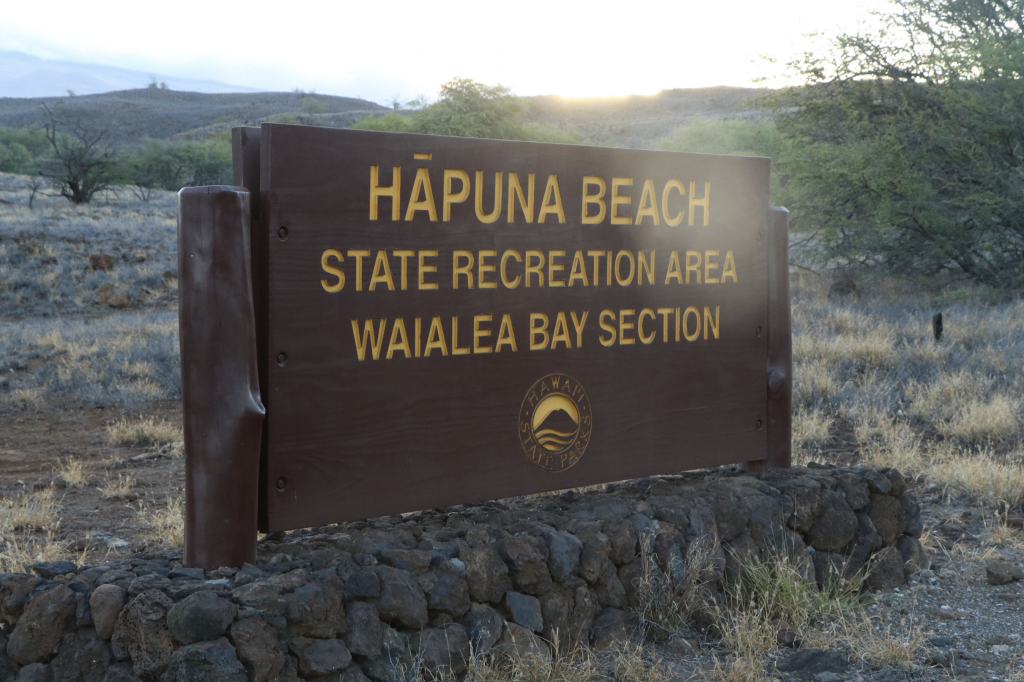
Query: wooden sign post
179,125,791,569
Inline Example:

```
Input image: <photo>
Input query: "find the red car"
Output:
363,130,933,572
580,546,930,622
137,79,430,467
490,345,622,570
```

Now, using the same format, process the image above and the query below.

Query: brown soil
0,400,184,564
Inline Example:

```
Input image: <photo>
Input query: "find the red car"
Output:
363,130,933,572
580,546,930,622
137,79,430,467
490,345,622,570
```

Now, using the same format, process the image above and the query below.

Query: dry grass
939,394,1020,446
843,613,924,671
136,495,185,549
793,408,834,463
106,415,181,448
99,472,137,500
0,486,58,533
0,486,67,573
705,653,773,682
54,457,90,488
633,534,717,642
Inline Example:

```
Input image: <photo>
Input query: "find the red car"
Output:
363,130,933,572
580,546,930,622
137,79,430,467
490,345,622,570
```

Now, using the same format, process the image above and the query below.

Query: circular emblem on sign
519,374,592,472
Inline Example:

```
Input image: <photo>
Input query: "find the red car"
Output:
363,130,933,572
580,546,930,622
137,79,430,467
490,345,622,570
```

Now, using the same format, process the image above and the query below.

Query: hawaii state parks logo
519,374,592,472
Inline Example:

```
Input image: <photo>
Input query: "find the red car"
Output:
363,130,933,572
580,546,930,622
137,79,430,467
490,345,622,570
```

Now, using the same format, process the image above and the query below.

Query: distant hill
524,87,771,149
0,84,770,150
0,51,260,98
0,88,388,146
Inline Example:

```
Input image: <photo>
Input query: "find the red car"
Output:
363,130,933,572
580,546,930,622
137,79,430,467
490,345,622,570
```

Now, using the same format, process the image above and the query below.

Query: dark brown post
179,186,265,569
744,206,792,473
765,207,792,468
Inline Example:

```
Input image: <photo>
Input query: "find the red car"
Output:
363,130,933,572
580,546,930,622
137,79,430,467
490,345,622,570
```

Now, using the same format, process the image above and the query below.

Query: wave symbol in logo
519,374,592,472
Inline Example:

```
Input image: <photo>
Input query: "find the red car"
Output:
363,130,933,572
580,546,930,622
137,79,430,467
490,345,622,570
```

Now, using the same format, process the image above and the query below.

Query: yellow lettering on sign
548,250,566,287
496,314,518,352
704,306,720,339
405,167,437,221
664,250,683,284
414,317,422,357
582,176,606,224
443,169,470,221
610,177,632,225
638,308,656,344
501,249,522,288
508,172,535,223
424,316,448,356
704,250,720,284
418,250,438,290
369,165,400,221
537,174,566,223
475,171,502,223
451,316,470,355
615,250,635,286
689,181,710,226
568,250,589,287
478,250,497,289
530,313,550,350
638,250,655,286
657,307,673,342
635,179,660,225
347,250,370,291
369,250,395,291
571,311,588,347
473,314,493,354
352,319,386,360
386,318,411,359
662,179,685,227
394,250,414,290
551,312,571,349
587,250,604,286
599,309,616,346
722,250,738,283
453,250,475,289
618,309,636,345
525,250,545,287
320,249,344,292
685,250,701,284
683,306,700,341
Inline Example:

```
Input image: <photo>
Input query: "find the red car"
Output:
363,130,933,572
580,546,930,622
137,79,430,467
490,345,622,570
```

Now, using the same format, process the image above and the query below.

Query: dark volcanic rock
459,603,504,655
110,589,176,679
289,637,352,678
776,649,849,678
51,629,111,682
865,546,906,590
284,581,346,638
343,601,383,657
499,535,552,596
411,624,470,677
458,546,510,604
227,617,285,682
7,584,77,665
868,493,907,546
805,490,858,551
167,592,237,644
373,567,427,629
160,638,247,682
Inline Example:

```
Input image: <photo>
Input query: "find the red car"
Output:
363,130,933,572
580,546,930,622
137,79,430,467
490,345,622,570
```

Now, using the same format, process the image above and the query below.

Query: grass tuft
106,415,181,448
136,495,185,549
99,472,136,500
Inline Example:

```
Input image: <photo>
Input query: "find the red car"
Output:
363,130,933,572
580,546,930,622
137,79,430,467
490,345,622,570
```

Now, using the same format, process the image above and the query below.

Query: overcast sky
0,0,892,105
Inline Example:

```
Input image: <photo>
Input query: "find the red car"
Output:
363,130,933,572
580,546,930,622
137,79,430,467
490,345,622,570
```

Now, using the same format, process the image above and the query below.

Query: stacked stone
0,465,926,682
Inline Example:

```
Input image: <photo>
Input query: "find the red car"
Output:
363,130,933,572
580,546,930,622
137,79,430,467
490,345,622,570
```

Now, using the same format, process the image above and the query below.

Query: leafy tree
126,135,232,197
0,127,51,174
352,78,581,143
770,0,1024,288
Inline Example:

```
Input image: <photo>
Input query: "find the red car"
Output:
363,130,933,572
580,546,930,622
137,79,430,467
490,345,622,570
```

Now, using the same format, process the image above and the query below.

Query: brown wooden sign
252,124,775,532
178,124,790,567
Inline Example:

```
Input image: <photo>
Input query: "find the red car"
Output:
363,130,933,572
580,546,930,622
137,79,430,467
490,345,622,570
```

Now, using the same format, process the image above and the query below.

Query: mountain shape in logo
532,395,580,452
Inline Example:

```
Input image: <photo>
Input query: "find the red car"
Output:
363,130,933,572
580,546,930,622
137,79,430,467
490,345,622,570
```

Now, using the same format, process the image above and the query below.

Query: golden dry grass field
1,172,1023,682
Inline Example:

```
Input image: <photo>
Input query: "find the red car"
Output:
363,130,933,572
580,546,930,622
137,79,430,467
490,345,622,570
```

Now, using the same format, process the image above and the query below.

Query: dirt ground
0,400,184,563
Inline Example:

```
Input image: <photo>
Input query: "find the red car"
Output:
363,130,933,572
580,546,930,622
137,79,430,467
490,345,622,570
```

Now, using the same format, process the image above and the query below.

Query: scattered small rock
985,561,1023,586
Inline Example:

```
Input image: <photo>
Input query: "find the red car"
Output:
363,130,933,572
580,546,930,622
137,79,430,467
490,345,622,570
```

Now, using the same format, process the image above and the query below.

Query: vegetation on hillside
352,77,583,144
766,0,1024,288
